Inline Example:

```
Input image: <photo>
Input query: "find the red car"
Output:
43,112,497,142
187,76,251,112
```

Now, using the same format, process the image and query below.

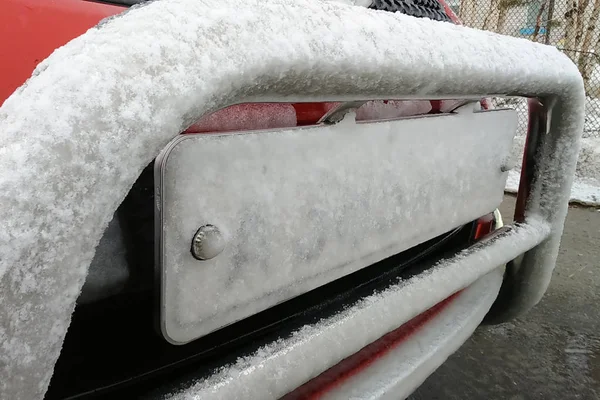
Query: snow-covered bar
162,220,552,400
0,0,584,398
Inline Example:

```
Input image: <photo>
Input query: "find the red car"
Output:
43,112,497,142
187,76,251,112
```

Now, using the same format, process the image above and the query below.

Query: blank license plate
155,109,517,344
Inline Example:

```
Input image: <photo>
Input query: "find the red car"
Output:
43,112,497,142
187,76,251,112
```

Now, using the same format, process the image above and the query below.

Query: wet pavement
410,195,600,400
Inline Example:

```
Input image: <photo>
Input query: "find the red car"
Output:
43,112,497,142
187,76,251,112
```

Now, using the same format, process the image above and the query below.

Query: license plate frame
155,109,517,344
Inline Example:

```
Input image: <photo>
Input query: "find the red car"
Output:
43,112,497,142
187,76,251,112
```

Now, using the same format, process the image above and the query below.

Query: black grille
99,0,453,23
370,0,452,22
46,219,474,400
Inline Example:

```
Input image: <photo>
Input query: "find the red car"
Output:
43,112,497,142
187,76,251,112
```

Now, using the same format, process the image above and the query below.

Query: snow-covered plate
155,109,517,344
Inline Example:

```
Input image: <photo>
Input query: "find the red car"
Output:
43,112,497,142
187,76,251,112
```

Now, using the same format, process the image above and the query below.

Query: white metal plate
156,110,517,344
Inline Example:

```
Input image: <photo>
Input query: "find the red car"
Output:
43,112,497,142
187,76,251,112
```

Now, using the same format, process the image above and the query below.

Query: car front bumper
150,215,550,400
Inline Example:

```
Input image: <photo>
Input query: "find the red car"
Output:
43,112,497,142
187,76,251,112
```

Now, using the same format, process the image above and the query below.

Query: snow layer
507,170,600,206
319,268,503,400
0,0,584,398
356,99,432,120
161,219,549,400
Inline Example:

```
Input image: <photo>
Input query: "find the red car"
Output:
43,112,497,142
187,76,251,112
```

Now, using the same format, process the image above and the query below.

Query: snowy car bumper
0,0,584,399
283,272,504,400
147,217,550,400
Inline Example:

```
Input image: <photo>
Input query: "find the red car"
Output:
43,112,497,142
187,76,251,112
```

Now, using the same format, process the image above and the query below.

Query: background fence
447,0,600,137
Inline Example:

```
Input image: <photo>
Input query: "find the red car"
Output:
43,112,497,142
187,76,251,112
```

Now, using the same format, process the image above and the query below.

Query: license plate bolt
191,224,226,260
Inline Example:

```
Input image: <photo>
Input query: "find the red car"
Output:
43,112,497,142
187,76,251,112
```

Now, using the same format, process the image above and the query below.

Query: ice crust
319,268,503,400
162,219,550,400
0,0,584,398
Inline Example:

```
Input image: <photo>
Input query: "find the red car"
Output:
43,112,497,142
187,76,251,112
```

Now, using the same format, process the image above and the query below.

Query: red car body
1,2,543,400
0,0,462,127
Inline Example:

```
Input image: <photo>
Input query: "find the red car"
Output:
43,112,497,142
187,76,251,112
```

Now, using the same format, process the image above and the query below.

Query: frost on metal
188,103,298,132
356,99,432,120
0,0,584,398
316,268,504,400
159,109,516,343
162,219,550,400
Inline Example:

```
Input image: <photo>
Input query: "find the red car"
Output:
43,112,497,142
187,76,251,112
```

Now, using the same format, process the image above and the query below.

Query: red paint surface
293,103,339,126
282,292,461,400
438,0,462,24
473,213,496,240
430,100,443,113
1,1,463,127
0,0,124,106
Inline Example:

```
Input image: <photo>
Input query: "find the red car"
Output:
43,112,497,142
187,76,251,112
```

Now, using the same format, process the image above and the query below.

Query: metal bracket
317,101,366,124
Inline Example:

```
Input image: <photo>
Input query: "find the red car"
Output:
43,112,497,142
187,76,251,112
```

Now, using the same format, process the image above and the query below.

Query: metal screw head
191,224,226,260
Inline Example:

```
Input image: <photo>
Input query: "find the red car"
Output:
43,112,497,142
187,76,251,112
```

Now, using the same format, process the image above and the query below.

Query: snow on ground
506,169,600,206
499,97,600,206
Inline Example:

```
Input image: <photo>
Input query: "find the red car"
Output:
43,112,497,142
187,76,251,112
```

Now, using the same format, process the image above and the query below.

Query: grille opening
49,189,481,400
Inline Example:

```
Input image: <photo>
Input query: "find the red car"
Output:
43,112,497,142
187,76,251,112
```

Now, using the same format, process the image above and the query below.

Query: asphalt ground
410,195,600,400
